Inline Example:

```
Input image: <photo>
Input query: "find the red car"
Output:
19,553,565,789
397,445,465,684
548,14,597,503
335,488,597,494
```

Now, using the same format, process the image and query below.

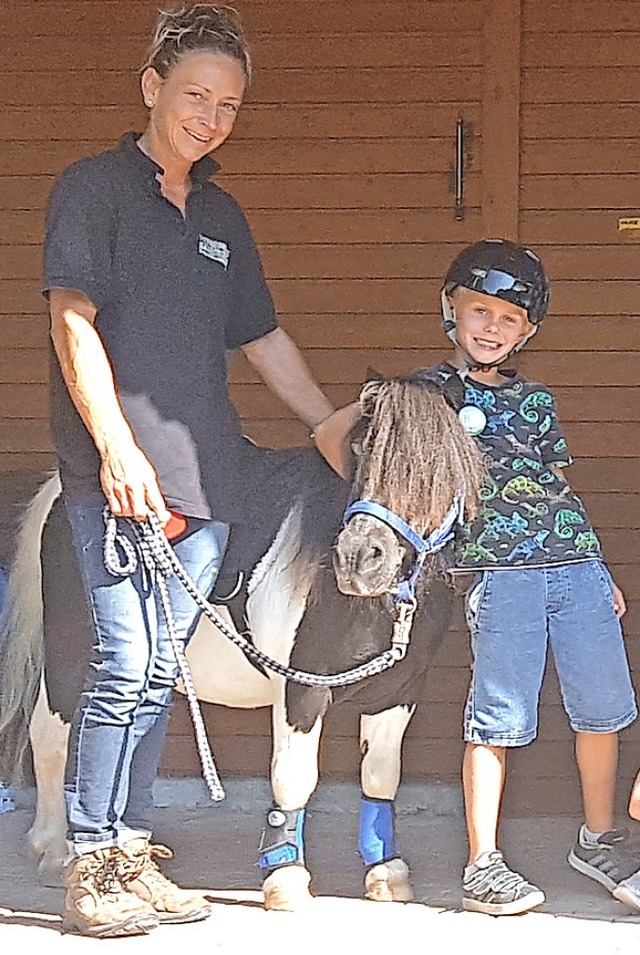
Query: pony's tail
0,471,62,783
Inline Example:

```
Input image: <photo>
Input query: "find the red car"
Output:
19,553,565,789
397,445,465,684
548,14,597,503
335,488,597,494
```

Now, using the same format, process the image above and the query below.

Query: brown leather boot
62,847,159,937
118,839,212,923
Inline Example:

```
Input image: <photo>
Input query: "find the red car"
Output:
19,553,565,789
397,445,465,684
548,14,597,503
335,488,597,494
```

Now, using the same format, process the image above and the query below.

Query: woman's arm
49,287,169,522
241,327,334,430
242,327,361,477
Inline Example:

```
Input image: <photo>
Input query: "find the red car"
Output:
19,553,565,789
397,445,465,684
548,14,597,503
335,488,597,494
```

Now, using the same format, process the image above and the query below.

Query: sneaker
62,847,159,938
462,850,545,915
567,825,639,892
118,839,212,924
613,868,640,912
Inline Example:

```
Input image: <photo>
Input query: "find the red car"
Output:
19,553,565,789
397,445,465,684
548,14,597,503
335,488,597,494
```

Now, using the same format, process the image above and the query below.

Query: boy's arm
550,465,626,618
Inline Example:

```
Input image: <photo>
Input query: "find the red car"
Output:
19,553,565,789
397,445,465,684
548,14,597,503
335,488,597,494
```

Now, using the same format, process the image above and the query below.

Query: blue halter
342,495,465,605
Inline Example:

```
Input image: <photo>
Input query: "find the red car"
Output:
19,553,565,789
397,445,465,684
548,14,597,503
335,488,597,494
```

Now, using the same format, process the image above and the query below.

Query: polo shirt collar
118,132,220,188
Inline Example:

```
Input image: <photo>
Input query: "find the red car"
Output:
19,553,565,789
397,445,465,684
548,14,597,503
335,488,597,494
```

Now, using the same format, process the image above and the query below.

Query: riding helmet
440,238,550,363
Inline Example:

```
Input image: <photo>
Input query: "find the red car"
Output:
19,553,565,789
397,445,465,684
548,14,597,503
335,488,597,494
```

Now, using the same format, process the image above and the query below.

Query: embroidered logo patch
198,234,230,269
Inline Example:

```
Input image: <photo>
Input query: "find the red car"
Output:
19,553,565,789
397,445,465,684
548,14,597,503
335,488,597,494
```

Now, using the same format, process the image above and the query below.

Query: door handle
454,118,466,222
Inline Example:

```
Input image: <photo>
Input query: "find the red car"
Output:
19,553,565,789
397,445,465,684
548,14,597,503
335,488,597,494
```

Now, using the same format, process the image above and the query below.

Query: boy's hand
612,580,627,619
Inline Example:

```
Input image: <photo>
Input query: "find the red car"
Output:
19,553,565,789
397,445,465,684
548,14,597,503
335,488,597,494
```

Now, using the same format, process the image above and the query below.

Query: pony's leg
359,704,416,902
259,688,323,911
28,676,70,886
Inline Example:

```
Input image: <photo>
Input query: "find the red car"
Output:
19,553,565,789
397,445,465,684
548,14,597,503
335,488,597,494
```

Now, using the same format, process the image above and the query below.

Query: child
425,238,638,915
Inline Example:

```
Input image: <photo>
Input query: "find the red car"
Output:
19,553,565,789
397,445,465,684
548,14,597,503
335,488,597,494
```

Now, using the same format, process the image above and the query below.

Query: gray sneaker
613,868,640,911
462,850,545,915
567,825,639,892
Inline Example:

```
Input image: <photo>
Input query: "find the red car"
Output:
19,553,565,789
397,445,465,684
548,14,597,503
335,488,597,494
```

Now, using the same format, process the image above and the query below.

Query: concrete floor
2,780,640,953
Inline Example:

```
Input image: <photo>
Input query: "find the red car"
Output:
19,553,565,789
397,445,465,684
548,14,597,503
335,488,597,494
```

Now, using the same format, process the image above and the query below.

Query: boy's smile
448,287,535,380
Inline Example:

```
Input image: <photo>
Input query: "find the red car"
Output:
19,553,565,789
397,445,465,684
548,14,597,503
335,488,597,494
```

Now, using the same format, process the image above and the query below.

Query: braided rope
102,510,415,800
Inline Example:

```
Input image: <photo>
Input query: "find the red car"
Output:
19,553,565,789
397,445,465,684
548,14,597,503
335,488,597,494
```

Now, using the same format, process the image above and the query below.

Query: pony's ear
363,366,384,382
438,374,466,412
404,368,466,413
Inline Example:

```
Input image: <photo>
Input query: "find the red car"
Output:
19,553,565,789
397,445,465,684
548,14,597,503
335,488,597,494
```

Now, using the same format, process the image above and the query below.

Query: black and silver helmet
441,238,550,366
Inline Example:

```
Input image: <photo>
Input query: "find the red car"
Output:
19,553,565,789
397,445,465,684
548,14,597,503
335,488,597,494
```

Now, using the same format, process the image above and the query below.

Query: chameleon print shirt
425,364,601,571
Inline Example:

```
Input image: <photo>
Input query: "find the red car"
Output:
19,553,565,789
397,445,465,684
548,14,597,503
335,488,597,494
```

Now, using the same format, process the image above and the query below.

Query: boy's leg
461,569,547,915
575,731,618,833
549,561,638,895
463,743,506,863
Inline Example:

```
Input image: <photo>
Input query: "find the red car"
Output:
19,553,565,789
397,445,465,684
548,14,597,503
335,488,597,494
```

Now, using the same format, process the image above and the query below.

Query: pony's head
333,375,486,598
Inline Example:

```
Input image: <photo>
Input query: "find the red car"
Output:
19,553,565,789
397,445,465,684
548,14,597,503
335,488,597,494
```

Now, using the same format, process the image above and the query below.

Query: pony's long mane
354,377,486,534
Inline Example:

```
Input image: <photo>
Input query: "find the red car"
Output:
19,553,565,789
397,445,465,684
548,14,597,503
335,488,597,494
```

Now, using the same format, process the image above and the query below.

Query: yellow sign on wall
618,217,640,231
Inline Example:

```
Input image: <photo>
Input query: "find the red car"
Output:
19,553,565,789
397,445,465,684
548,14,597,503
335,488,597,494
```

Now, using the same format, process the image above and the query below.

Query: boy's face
448,287,535,366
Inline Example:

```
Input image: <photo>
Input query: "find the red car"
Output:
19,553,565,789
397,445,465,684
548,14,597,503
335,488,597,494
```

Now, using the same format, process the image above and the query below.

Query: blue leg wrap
257,807,306,872
359,797,399,867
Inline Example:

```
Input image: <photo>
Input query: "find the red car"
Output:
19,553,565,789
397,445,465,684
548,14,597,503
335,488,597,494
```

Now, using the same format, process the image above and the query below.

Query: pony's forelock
354,378,486,534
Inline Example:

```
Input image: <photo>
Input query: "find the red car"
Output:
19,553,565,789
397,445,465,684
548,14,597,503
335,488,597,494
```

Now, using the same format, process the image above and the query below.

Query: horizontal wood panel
0,420,53,453
0,68,482,107
0,138,480,178
0,176,54,211
522,70,639,104
5,241,639,284
9,32,483,72
3,103,479,144
521,175,640,211
3,277,639,319
523,32,640,67
237,417,640,461
228,349,640,387
521,210,640,244
522,140,640,174
5,102,480,142
2,344,638,389
268,279,638,315
522,104,640,140
0,452,56,473
10,1,485,36
523,1,640,33
229,379,640,421
0,173,481,214
2,377,638,428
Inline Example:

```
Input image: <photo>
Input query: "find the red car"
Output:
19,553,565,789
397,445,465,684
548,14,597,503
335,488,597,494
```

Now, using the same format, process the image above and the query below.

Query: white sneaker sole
612,885,640,912
463,889,545,916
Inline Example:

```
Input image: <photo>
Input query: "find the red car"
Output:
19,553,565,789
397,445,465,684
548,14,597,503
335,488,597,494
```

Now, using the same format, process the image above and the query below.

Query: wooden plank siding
1,0,638,816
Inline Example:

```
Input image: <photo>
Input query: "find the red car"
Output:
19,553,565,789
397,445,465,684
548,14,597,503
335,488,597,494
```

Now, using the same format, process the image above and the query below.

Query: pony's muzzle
333,518,405,598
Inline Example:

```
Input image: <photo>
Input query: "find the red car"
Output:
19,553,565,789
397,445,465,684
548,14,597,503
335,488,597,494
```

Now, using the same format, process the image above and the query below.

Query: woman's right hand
100,441,170,525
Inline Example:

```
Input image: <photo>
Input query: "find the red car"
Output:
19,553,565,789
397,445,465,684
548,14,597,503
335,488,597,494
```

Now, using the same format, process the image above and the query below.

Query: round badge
267,809,287,828
458,405,487,435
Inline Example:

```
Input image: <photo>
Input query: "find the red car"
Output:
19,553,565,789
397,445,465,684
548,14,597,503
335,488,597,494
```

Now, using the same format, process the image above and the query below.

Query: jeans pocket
592,561,615,607
465,572,489,632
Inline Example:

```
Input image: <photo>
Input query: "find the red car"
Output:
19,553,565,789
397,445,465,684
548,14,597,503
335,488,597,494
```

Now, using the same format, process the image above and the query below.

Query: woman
44,3,336,938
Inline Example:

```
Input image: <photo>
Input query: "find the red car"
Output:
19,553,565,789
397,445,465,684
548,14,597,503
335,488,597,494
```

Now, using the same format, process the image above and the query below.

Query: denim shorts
463,560,637,746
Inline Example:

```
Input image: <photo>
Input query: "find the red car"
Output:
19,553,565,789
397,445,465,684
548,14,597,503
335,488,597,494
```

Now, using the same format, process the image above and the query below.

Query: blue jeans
64,493,228,852
464,561,637,745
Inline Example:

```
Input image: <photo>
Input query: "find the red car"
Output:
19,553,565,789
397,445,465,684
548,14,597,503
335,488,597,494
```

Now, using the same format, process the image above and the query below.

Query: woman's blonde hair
142,3,251,82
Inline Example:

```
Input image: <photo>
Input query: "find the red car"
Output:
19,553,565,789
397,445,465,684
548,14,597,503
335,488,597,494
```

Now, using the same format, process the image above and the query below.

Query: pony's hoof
263,865,312,911
365,858,413,902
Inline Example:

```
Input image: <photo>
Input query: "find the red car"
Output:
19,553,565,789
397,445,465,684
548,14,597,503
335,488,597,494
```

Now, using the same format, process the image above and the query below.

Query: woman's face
141,51,246,168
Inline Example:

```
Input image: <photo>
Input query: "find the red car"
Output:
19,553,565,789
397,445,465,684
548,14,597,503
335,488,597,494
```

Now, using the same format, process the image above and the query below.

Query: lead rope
102,511,225,800
102,509,416,801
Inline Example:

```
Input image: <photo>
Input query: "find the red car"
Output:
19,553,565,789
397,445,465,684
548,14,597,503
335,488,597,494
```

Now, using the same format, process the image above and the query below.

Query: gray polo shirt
43,133,277,521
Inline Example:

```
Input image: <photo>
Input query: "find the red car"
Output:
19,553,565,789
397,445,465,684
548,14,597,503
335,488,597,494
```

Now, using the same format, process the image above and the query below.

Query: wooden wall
1,0,638,815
